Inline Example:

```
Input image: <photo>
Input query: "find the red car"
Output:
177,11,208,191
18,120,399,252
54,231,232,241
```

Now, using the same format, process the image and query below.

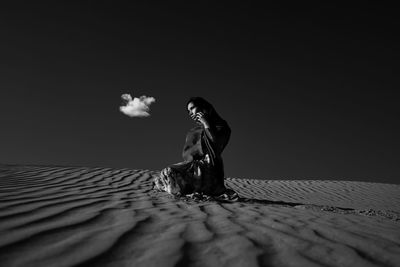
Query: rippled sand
0,164,399,267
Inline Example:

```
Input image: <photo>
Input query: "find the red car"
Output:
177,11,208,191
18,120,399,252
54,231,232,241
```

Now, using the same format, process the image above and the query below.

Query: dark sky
1,2,399,184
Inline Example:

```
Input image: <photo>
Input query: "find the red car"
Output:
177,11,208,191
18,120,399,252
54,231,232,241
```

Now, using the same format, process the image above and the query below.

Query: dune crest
0,164,399,267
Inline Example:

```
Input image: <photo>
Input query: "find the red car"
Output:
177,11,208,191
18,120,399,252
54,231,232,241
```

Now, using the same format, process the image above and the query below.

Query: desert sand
0,164,399,267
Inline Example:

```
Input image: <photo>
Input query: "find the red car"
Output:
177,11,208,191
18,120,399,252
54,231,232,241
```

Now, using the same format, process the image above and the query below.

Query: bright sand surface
0,164,399,267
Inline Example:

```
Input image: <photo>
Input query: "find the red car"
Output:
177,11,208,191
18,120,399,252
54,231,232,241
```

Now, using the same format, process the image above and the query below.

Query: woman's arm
204,124,216,143
196,112,231,153
204,123,231,154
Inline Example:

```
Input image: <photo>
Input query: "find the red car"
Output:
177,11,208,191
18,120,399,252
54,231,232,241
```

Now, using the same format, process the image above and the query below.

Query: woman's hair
186,97,225,125
186,97,213,113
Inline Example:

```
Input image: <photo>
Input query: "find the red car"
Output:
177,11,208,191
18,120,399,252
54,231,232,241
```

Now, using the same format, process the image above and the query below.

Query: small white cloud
120,93,156,117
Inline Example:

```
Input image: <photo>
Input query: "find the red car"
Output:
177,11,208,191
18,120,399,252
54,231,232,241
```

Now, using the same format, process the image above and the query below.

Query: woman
153,97,238,201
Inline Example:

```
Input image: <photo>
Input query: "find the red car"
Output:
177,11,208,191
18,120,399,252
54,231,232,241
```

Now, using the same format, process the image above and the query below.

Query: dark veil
185,97,226,127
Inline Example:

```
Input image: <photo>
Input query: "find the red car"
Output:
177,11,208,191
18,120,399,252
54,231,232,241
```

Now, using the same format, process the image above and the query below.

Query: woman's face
187,102,201,123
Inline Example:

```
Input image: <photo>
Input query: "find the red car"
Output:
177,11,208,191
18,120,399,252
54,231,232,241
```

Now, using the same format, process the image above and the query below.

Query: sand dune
0,164,399,267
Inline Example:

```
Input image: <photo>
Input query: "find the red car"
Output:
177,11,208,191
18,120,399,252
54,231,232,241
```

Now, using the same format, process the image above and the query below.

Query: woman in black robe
153,97,238,201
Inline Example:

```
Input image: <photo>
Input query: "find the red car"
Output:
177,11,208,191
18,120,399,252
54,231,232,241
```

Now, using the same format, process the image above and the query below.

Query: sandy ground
0,164,399,267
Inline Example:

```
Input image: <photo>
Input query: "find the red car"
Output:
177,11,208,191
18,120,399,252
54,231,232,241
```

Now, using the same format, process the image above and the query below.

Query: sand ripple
0,164,399,267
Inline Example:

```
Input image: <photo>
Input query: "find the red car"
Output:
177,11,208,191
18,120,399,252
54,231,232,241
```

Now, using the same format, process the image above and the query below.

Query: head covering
182,97,231,166
186,97,226,126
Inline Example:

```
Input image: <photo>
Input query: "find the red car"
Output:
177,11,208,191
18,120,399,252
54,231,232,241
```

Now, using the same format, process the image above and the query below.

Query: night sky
1,2,399,184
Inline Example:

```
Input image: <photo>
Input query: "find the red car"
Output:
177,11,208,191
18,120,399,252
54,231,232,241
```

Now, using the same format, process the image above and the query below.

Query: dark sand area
0,164,399,267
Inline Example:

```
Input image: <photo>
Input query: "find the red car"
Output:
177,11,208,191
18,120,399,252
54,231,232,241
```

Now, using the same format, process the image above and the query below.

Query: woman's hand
190,112,197,121
196,112,210,128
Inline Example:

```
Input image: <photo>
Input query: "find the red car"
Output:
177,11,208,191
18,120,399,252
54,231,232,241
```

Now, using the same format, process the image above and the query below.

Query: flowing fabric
153,99,237,200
